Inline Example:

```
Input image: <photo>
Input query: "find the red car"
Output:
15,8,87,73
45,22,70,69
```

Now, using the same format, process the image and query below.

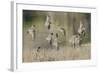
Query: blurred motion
23,10,91,62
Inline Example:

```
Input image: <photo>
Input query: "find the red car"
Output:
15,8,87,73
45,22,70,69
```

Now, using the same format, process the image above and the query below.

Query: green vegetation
23,10,91,44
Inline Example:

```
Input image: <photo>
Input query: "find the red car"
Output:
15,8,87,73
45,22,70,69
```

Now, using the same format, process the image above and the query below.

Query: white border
11,1,97,72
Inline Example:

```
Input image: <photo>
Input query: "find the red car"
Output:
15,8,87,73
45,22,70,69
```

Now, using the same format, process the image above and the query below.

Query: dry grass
23,29,91,63
23,43,91,62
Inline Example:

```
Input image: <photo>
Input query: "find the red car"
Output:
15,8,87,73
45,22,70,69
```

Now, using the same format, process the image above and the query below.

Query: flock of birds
27,15,86,52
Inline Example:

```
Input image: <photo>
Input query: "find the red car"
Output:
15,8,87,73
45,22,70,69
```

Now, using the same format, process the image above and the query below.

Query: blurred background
23,10,91,62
